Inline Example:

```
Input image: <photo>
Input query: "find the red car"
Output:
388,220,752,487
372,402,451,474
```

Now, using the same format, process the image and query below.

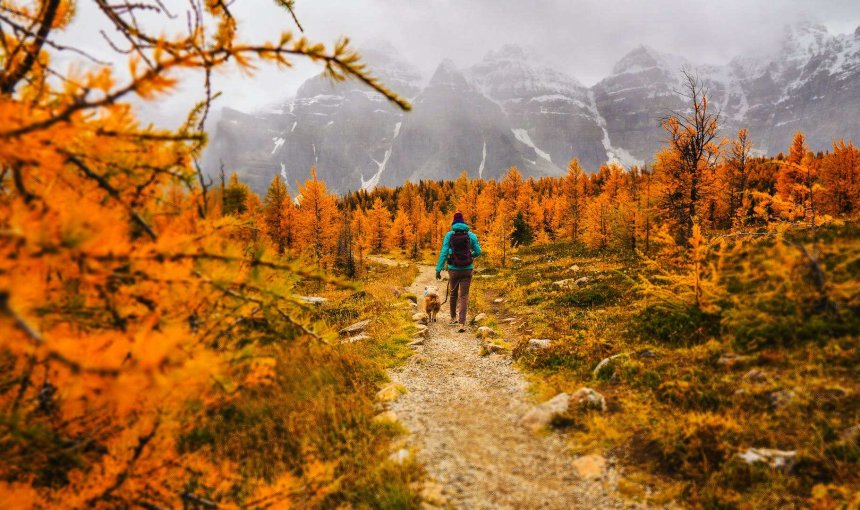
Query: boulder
476,326,496,339
339,318,371,336
571,387,606,412
738,448,797,472
471,312,488,324
527,338,552,349
574,276,590,286
572,454,607,480
519,393,570,432
377,384,405,402
592,353,628,378
412,312,429,325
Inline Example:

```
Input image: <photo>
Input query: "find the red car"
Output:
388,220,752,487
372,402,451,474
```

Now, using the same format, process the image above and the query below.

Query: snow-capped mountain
204,24,860,194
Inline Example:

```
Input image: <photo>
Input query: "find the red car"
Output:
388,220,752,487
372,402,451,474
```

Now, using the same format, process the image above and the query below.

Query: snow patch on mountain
512,128,552,163
478,139,487,178
361,121,403,190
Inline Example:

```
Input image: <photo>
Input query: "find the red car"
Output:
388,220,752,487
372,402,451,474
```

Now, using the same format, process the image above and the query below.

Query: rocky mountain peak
610,44,689,77
428,59,469,90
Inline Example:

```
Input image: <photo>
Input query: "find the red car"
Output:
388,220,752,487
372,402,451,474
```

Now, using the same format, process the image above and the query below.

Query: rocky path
389,264,631,509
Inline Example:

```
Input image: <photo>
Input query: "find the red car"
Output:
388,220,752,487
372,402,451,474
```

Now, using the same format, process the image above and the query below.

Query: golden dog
423,286,441,323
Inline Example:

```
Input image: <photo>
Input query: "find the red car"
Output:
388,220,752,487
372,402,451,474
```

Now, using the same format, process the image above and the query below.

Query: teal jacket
436,223,482,272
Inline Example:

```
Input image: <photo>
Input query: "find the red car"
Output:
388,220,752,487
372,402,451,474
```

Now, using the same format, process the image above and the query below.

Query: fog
61,0,860,127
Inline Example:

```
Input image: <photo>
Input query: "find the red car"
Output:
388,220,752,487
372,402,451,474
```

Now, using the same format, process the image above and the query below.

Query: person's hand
435,271,442,280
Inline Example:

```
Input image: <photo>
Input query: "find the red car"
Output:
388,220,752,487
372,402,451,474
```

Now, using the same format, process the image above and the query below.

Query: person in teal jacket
436,212,482,332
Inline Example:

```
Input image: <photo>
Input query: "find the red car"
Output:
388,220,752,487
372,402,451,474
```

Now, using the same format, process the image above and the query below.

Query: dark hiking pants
448,269,473,325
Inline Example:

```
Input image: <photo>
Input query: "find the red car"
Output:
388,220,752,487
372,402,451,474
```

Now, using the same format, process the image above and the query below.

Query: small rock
377,384,405,402
592,353,628,378
552,279,577,289
341,334,370,344
574,276,589,286
637,349,659,359
717,352,749,366
485,343,506,354
528,338,552,349
409,338,425,347
412,312,429,325
415,324,429,336
476,326,496,339
510,256,523,263
743,369,768,383
840,424,860,443
389,448,410,464
372,411,398,425
298,296,327,305
567,264,580,273
502,317,517,323
493,298,505,304
769,389,796,409
572,454,607,480
339,318,371,336
571,387,606,412
519,393,570,432
738,448,797,472
471,312,488,324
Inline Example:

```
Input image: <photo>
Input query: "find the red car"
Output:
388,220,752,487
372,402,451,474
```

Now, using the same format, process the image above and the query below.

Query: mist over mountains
204,23,860,194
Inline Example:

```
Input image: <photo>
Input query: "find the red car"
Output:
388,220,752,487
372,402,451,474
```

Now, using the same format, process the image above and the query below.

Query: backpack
447,231,473,267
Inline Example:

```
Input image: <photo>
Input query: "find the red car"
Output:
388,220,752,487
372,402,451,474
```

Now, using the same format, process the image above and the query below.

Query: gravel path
389,264,632,509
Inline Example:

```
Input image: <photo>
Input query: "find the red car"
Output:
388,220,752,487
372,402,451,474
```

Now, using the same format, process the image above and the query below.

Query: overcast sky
61,0,860,127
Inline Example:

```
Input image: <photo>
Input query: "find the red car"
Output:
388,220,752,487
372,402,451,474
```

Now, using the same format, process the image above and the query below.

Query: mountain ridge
204,23,860,194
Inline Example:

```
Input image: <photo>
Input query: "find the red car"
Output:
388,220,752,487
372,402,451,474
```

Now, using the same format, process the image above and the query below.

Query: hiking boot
448,319,459,326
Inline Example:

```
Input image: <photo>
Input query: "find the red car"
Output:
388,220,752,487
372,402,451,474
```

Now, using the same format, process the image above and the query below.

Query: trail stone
339,318,371,336
389,448,410,464
519,393,570,432
413,312,430,324
571,454,607,480
527,338,552,349
476,326,496,339
738,448,797,472
592,353,628,378
409,338,425,347
571,387,606,412
472,313,488,324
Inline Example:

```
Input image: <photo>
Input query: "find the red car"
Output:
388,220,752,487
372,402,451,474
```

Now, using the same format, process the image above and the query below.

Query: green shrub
557,282,619,307
632,303,720,346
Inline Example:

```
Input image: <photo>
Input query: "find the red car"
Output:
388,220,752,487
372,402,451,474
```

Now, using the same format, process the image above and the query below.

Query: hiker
436,212,482,332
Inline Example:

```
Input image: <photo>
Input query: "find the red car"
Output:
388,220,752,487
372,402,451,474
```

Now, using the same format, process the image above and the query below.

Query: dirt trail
389,265,631,509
